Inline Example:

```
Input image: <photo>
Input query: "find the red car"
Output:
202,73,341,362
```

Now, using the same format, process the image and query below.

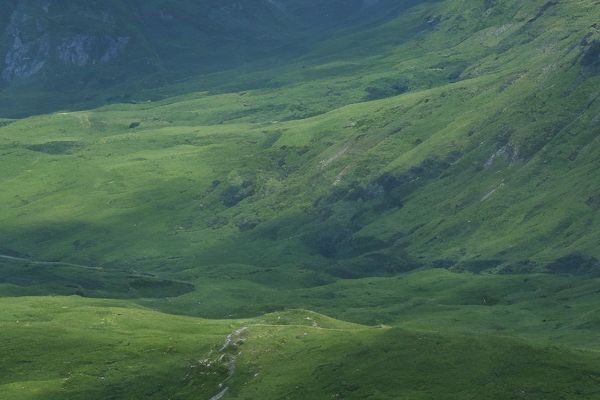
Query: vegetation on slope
2,298,599,400
0,0,599,398
1,0,598,288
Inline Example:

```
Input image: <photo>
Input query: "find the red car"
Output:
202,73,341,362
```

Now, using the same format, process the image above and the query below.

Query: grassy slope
1,0,600,398
0,0,598,304
1,297,599,400
1,0,598,266
0,297,234,400
0,0,598,323
233,323,600,400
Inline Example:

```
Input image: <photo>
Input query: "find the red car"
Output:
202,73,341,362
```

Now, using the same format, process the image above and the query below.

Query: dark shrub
303,225,352,258
328,253,422,279
546,253,599,275
497,260,537,274
581,40,600,73
364,77,410,100
27,141,82,155
453,259,502,274
221,181,255,207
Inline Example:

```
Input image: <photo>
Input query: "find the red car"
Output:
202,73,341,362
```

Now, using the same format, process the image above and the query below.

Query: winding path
0,254,103,270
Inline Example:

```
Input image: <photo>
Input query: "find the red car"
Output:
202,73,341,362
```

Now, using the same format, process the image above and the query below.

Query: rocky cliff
0,0,410,88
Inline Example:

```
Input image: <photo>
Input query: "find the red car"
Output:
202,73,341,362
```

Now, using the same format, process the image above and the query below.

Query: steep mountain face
1,0,282,85
0,0,416,108
269,0,388,24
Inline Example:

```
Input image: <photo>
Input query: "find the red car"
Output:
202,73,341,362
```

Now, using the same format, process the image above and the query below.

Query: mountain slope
1,0,598,269
1,0,600,398
0,0,423,117
2,298,599,400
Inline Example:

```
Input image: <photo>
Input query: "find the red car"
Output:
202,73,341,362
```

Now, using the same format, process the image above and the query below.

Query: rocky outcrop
2,1,51,82
57,35,129,67
0,0,422,117
1,0,130,83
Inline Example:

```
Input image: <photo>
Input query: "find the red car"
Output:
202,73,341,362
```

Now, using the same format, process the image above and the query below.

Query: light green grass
0,296,234,400
0,0,599,398
1,297,599,400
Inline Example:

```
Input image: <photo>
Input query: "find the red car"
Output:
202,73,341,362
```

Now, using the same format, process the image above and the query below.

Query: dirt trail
0,254,102,271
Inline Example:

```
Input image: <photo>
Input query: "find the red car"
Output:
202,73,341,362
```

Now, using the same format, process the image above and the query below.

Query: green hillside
1,0,599,398
2,298,599,400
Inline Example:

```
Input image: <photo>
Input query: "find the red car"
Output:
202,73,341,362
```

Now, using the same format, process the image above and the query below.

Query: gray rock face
57,35,130,67
1,0,130,83
0,0,415,93
2,1,51,82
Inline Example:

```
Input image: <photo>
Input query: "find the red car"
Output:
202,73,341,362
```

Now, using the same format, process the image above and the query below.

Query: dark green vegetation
1,0,600,398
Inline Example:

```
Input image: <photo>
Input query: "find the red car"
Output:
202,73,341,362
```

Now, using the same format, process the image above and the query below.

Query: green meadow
1,0,599,398
2,297,600,400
